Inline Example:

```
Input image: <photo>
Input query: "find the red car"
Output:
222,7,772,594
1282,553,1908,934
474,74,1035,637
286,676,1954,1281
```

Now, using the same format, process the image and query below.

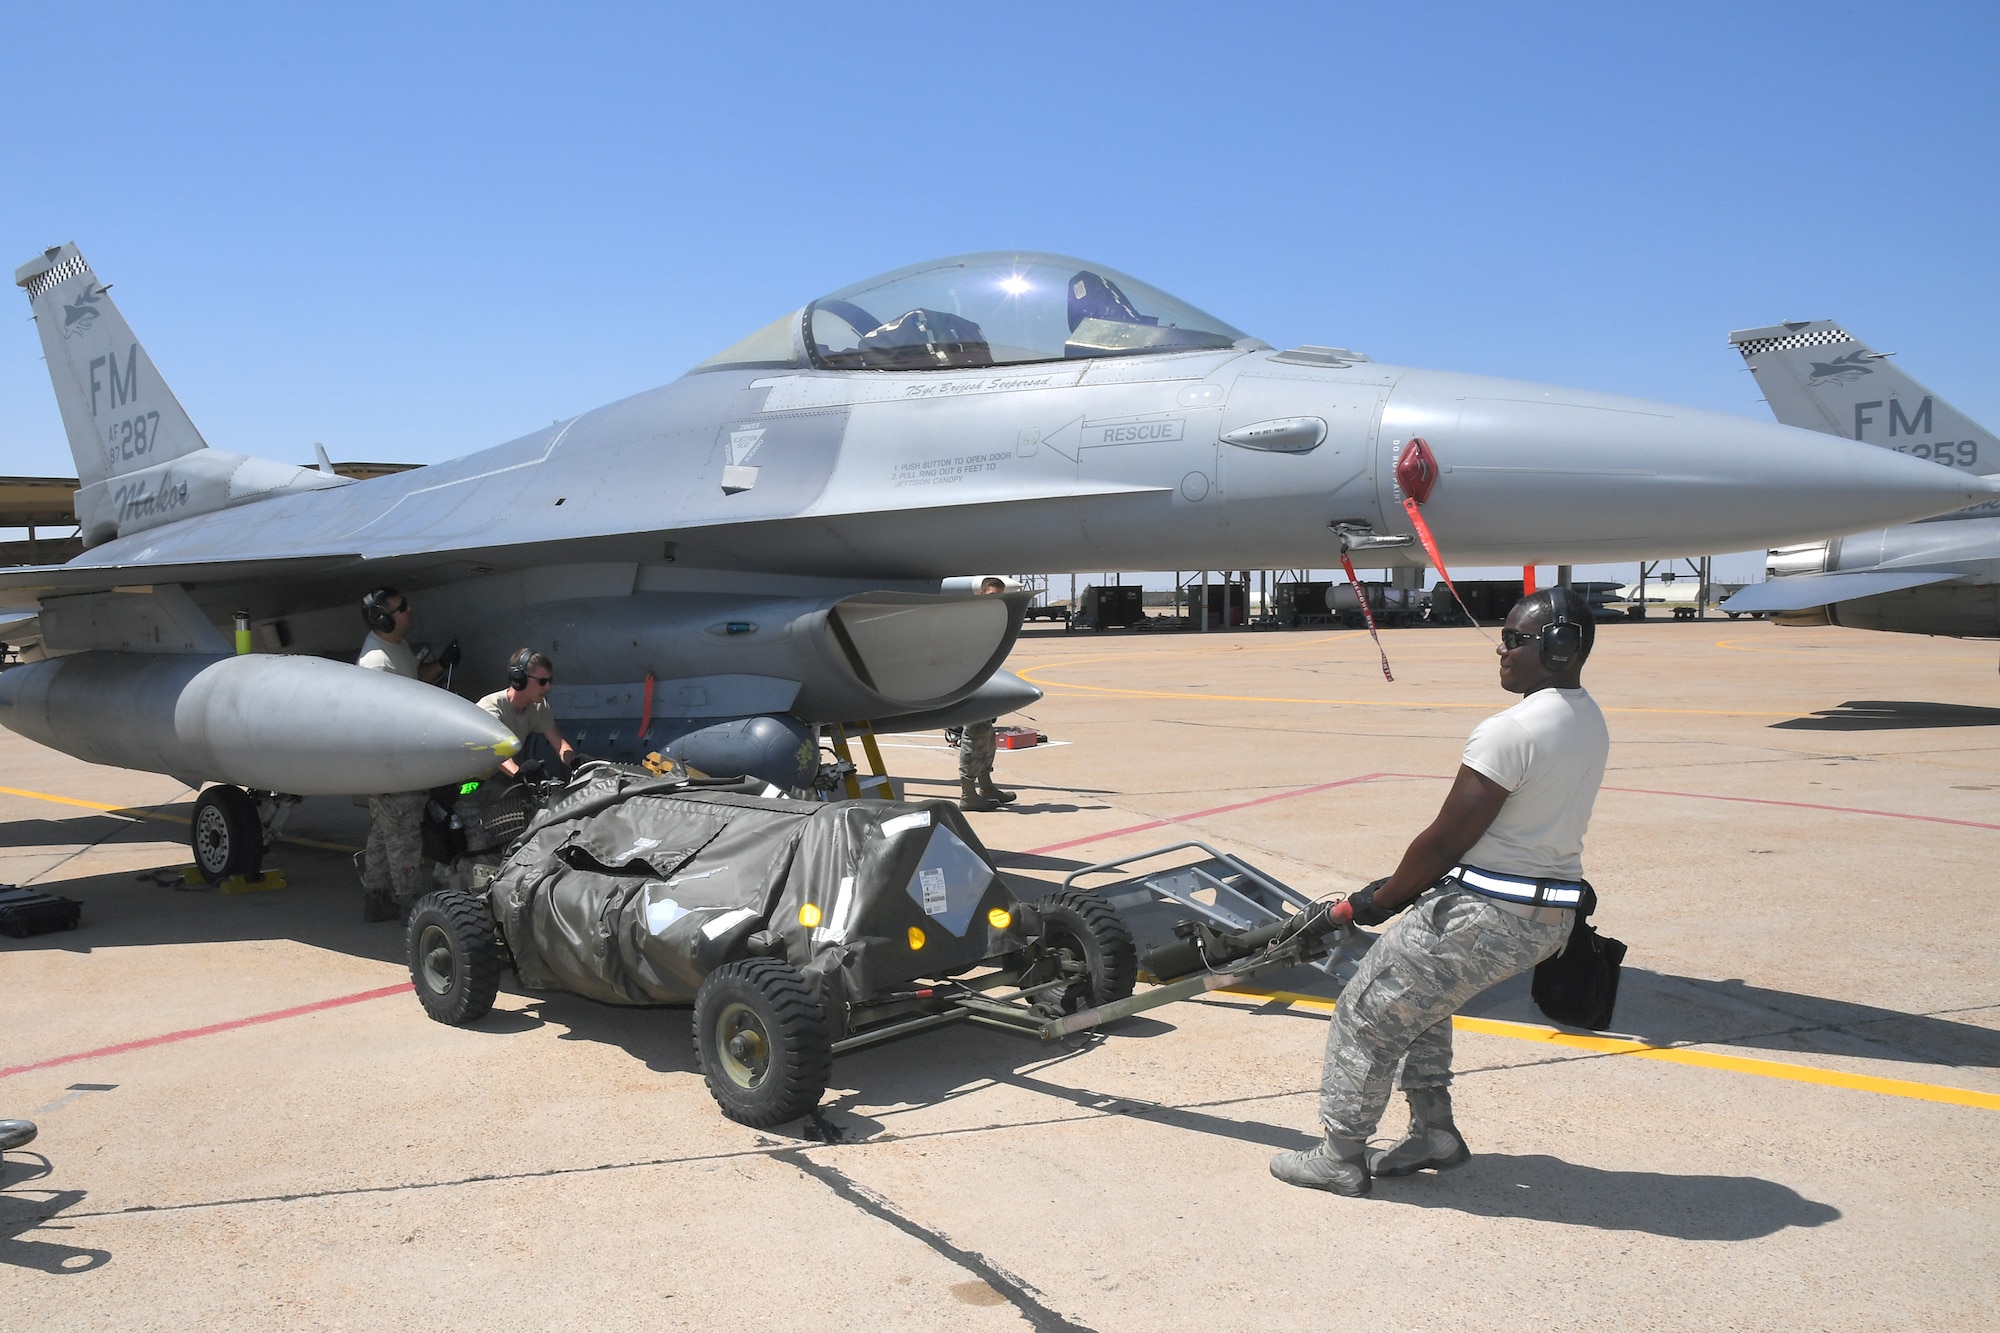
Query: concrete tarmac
2,619,1996,1330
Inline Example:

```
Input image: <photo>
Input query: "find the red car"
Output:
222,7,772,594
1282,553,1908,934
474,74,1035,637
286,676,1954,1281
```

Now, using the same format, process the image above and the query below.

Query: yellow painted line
0,783,361,854
1015,632,1529,677
1014,637,1364,676
1014,670,1801,718
1711,636,1993,662
1014,670,1490,710
1223,987,2000,1112
1016,633,1515,677
0,784,174,820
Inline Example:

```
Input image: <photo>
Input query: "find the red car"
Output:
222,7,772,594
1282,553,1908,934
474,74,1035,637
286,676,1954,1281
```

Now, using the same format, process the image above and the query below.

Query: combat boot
1269,1132,1371,1196
977,775,1017,804
361,890,399,923
1367,1086,1471,1177
959,780,1000,812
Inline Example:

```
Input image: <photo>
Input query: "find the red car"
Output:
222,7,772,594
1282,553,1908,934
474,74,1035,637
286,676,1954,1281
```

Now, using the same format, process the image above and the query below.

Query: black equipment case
0,886,83,938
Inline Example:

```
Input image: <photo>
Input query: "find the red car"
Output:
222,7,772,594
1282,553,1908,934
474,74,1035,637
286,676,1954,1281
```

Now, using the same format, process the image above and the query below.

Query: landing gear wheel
406,891,501,1025
1025,889,1138,1015
692,958,833,1127
191,785,263,885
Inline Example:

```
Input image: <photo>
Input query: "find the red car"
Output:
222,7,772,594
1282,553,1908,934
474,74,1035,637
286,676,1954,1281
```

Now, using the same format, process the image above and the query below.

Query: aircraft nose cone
1380,371,1993,562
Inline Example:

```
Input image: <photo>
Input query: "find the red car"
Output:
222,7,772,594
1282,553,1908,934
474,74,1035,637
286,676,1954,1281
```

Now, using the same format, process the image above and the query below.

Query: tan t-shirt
358,632,418,679
477,689,555,743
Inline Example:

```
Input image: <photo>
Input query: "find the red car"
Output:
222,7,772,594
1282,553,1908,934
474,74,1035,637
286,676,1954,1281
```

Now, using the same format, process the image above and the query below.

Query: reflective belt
1445,864,1585,908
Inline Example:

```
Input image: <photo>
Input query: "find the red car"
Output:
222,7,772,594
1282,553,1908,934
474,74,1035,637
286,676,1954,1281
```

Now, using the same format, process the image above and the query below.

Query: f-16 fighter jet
4,247,1991,817
1724,320,2000,643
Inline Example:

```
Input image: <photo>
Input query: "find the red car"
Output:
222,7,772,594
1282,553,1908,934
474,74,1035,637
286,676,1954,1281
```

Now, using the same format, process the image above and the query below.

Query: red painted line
0,982,414,1080
1602,784,2000,832
1019,771,1409,857
13,769,1982,1081
1007,766,2000,863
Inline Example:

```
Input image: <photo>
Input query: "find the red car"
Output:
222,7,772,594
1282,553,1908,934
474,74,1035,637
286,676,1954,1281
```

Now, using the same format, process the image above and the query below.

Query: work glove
438,638,462,670
1287,897,1350,943
1344,878,1402,928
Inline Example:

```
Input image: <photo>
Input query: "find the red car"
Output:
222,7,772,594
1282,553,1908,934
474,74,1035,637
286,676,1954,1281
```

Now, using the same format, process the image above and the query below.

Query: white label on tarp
622,837,661,861
882,811,933,838
644,888,689,935
701,907,758,940
919,867,948,916
815,875,857,944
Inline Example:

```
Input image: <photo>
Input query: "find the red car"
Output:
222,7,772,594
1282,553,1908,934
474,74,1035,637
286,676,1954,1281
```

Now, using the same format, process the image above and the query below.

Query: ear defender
1540,585,1582,670
361,588,400,634
507,649,533,689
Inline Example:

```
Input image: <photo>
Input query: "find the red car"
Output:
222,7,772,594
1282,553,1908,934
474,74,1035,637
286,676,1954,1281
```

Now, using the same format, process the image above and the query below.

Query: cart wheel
1027,890,1138,1014
406,891,501,1026
692,958,832,1127
190,785,263,885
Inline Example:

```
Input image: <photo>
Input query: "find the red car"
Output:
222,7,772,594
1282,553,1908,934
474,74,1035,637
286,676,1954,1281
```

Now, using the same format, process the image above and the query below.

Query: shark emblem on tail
1807,349,1878,385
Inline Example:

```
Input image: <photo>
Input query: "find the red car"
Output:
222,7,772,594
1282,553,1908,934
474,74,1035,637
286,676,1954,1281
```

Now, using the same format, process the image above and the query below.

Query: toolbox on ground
0,886,83,938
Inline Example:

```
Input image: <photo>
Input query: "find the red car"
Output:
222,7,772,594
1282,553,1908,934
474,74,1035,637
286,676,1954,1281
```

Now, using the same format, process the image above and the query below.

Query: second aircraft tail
1730,319,1997,476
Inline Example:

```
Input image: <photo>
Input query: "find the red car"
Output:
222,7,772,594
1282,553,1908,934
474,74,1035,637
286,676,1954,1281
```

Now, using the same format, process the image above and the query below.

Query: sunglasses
392,601,412,616
526,675,553,687
1499,628,1538,651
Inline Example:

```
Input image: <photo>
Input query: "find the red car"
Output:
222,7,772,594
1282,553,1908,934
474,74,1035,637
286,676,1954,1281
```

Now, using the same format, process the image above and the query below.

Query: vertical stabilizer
15,243,345,546
15,244,210,490
1730,320,1997,476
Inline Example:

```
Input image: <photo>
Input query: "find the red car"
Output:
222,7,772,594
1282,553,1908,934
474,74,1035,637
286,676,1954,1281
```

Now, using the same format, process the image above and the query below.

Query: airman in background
958,576,1017,812
356,586,436,921
477,649,578,779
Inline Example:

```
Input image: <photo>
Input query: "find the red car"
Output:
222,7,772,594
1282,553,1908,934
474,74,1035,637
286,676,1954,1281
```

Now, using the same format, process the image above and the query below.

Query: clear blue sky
3,3,1994,588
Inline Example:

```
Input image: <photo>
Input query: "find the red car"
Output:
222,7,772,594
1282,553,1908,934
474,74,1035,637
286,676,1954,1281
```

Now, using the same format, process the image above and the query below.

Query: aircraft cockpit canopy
695,252,1256,373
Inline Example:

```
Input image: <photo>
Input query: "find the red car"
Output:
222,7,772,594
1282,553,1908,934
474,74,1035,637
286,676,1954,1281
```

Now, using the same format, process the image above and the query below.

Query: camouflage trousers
959,719,997,783
362,791,427,908
1318,887,1570,1139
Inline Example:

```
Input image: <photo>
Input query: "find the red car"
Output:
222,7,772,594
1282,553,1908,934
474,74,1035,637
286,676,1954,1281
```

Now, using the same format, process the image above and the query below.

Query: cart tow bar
1044,924,1355,1040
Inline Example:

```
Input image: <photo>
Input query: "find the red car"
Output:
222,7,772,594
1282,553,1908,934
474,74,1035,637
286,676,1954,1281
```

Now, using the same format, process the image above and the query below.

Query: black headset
1539,585,1583,671
361,587,402,635
507,648,535,689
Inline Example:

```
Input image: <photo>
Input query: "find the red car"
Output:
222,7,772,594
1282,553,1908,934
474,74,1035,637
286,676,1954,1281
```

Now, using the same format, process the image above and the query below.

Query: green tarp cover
487,768,1028,1015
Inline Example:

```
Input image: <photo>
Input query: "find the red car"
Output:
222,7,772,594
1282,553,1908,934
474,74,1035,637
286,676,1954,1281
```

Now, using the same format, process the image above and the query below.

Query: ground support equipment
825,721,895,800
830,841,1366,1054
1063,841,1367,988
827,905,1355,1054
404,771,1359,1125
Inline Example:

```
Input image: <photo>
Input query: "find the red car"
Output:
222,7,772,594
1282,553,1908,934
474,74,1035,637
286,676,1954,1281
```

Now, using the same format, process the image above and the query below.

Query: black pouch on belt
1530,882,1626,1030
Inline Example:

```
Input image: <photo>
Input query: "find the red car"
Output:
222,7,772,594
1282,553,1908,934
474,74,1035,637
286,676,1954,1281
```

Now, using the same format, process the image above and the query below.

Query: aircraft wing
1722,569,1960,613
0,554,367,608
